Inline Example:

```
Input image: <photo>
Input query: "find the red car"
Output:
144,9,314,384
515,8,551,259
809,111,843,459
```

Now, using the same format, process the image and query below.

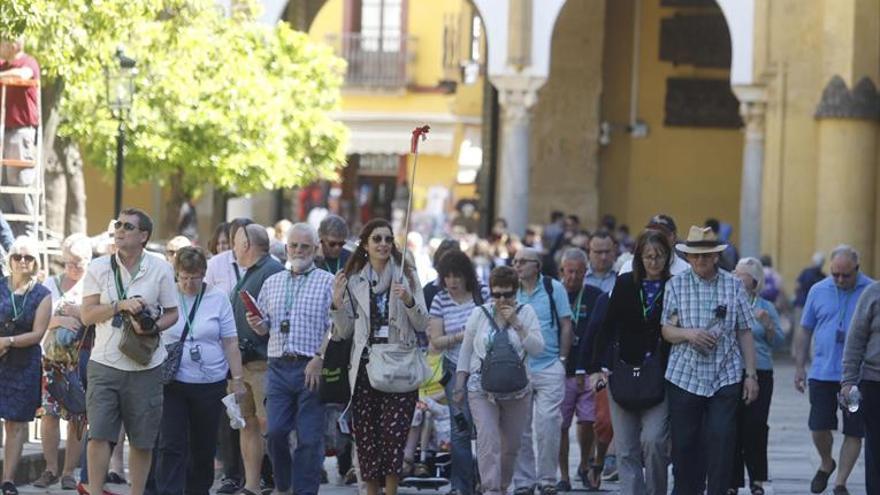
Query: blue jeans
444,357,475,495
266,359,326,494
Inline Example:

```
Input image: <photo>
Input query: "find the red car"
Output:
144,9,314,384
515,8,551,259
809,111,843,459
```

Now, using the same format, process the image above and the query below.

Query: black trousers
668,381,741,495
862,380,880,495
217,410,243,480
154,380,226,495
731,370,774,488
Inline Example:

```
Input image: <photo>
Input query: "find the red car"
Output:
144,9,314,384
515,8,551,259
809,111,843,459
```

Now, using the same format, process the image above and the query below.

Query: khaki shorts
231,360,267,420
86,361,163,450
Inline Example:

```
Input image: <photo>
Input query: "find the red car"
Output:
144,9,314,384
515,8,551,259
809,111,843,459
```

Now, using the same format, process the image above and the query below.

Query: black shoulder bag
320,286,357,404
161,283,204,385
479,305,528,394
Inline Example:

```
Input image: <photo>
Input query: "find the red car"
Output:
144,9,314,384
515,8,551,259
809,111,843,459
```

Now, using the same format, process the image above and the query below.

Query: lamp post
103,47,137,218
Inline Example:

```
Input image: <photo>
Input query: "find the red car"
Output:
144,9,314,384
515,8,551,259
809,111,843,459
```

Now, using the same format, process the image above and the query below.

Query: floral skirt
352,358,417,482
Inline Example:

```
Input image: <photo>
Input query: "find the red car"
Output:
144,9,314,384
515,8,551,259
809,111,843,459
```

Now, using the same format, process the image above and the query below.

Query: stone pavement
9,357,869,494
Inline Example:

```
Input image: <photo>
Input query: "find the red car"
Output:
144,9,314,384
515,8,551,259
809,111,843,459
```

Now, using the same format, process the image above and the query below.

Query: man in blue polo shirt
512,248,573,495
796,245,872,494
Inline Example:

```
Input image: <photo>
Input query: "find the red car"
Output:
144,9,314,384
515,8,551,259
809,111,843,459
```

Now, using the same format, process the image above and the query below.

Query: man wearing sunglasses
796,245,872,494
512,248,573,495
81,208,180,495
316,215,350,275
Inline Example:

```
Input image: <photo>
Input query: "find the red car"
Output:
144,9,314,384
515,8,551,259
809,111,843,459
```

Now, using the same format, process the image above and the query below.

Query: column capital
733,84,768,139
492,75,546,126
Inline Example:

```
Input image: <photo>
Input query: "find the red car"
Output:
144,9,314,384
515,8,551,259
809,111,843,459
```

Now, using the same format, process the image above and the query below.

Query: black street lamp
103,47,137,218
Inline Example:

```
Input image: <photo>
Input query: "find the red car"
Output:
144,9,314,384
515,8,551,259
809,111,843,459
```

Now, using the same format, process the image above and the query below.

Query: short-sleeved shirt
584,265,617,294
801,274,873,381
751,297,784,371
517,276,572,371
161,286,236,383
83,253,178,371
257,266,334,359
0,54,40,128
205,250,246,296
43,275,84,311
662,269,756,397
429,285,491,365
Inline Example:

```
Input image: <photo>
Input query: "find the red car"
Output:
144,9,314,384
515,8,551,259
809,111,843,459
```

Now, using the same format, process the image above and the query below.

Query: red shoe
76,483,121,495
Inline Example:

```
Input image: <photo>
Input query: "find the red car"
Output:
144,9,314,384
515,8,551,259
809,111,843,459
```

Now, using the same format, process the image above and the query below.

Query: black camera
121,298,160,335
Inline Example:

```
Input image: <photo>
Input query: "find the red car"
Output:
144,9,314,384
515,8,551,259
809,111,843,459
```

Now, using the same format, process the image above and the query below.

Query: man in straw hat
660,226,759,495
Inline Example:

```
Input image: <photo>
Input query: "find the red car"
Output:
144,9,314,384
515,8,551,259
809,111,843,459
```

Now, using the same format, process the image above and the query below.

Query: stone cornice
815,75,880,121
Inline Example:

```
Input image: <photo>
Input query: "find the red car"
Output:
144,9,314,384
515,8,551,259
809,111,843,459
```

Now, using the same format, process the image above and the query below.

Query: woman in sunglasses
330,219,428,495
33,235,92,489
0,236,51,495
153,247,245,495
453,266,544,495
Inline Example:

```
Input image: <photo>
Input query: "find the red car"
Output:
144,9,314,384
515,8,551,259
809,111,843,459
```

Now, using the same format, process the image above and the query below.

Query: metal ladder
0,78,60,268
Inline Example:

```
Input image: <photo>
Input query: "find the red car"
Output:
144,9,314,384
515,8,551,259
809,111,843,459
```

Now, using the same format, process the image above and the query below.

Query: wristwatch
8,336,15,347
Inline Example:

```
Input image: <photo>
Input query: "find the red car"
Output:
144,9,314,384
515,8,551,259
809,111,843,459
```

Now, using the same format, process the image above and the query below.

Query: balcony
327,33,417,90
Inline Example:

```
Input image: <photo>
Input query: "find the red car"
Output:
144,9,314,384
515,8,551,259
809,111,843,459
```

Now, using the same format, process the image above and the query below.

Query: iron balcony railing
327,33,417,89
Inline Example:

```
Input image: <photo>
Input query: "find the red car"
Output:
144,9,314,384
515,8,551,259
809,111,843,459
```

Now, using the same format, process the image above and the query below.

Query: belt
271,354,313,362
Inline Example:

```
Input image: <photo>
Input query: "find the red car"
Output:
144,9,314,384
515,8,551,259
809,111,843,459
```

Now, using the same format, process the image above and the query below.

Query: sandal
401,458,415,478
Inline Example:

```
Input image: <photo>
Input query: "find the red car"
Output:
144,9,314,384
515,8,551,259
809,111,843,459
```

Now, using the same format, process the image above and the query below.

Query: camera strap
110,253,145,301
178,283,206,343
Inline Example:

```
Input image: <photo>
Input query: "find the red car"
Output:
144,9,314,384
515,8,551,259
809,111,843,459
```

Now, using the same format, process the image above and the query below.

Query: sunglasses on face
11,254,35,263
114,221,140,231
370,235,395,245
491,290,517,299
322,240,345,249
287,242,314,251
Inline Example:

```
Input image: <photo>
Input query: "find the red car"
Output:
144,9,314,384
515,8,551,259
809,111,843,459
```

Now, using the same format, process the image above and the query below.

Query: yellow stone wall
83,165,155,237
594,0,743,235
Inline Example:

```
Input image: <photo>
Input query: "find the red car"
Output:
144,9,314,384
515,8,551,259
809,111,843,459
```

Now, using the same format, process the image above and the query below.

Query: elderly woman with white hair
0,236,52,494
33,234,93,489
728,257,785,495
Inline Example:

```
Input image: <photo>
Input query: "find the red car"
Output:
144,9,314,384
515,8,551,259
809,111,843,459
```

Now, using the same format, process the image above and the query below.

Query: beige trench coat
329,266,429,395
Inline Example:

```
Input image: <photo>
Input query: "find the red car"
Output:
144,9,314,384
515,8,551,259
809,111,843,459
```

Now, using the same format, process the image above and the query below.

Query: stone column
493,76,543,236
733,86,767,258
814,76,879,272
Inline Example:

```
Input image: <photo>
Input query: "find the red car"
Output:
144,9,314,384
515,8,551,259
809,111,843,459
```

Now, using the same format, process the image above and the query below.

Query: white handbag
365,342,430,393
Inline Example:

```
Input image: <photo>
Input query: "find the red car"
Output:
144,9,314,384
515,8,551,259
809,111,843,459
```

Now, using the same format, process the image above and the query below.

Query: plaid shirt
662,269,756,397
257,265,334,358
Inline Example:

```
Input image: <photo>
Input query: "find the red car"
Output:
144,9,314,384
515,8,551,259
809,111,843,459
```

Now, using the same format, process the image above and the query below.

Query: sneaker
105,472,127,485
539,485,558,495
555,480,572,492
217,478,242,495
33,470,59,488
343,468,358,485
601,455,618,481
514,486,535,495
0,481,17,495
61,475,77,490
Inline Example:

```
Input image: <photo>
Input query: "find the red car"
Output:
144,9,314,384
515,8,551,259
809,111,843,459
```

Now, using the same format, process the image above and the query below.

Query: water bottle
698,305,727,355
845,386,862,413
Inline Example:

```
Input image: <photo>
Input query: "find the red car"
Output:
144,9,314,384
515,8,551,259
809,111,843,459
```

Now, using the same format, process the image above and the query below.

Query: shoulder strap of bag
543,276,559,336
178,283,205,344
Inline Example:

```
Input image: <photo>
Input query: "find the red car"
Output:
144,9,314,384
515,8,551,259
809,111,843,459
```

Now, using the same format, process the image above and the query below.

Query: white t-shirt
161,286,236,383
43,274,84,311
83,253,178,371
205,250,246,296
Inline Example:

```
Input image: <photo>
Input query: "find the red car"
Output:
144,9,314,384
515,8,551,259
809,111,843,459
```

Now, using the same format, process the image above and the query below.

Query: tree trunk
165,169,188,240
64,140,87,234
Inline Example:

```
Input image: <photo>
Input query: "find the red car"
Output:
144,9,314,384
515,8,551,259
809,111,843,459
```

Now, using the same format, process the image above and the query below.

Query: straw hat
675,226,728,254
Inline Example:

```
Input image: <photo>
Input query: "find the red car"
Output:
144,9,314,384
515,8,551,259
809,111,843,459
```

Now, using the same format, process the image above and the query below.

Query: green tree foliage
5,0,347,198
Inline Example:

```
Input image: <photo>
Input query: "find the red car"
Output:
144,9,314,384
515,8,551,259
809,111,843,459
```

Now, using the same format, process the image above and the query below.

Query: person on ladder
0,35,40,237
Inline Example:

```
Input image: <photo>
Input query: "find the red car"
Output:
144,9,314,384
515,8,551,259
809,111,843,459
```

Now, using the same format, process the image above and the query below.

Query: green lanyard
179,288,204,340
324,259,339,274
284,268,313,317
638,285,663,321
10,281,33,321
570,287,585,325
114,254,144,300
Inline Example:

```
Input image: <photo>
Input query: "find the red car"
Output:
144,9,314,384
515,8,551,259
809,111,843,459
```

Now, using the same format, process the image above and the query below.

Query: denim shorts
808,379,864,438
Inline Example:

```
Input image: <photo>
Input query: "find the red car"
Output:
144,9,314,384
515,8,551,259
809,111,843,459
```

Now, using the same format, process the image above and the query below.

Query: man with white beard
246,223,335,495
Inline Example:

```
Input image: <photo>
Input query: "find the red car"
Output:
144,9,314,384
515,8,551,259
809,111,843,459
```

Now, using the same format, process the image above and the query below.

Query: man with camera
231,224,284,495
81,208,179,495
246,222,334,495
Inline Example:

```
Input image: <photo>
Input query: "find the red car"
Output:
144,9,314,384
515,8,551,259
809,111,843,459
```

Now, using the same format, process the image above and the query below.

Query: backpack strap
542,276,560,338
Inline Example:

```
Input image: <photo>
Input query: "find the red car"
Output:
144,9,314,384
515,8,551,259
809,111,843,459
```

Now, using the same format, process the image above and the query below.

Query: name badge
376,325,390,339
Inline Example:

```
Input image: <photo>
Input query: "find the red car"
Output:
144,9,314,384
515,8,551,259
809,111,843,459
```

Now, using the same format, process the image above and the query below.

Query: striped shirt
257,265,334,359
429,285,491,365
662,268,756,397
